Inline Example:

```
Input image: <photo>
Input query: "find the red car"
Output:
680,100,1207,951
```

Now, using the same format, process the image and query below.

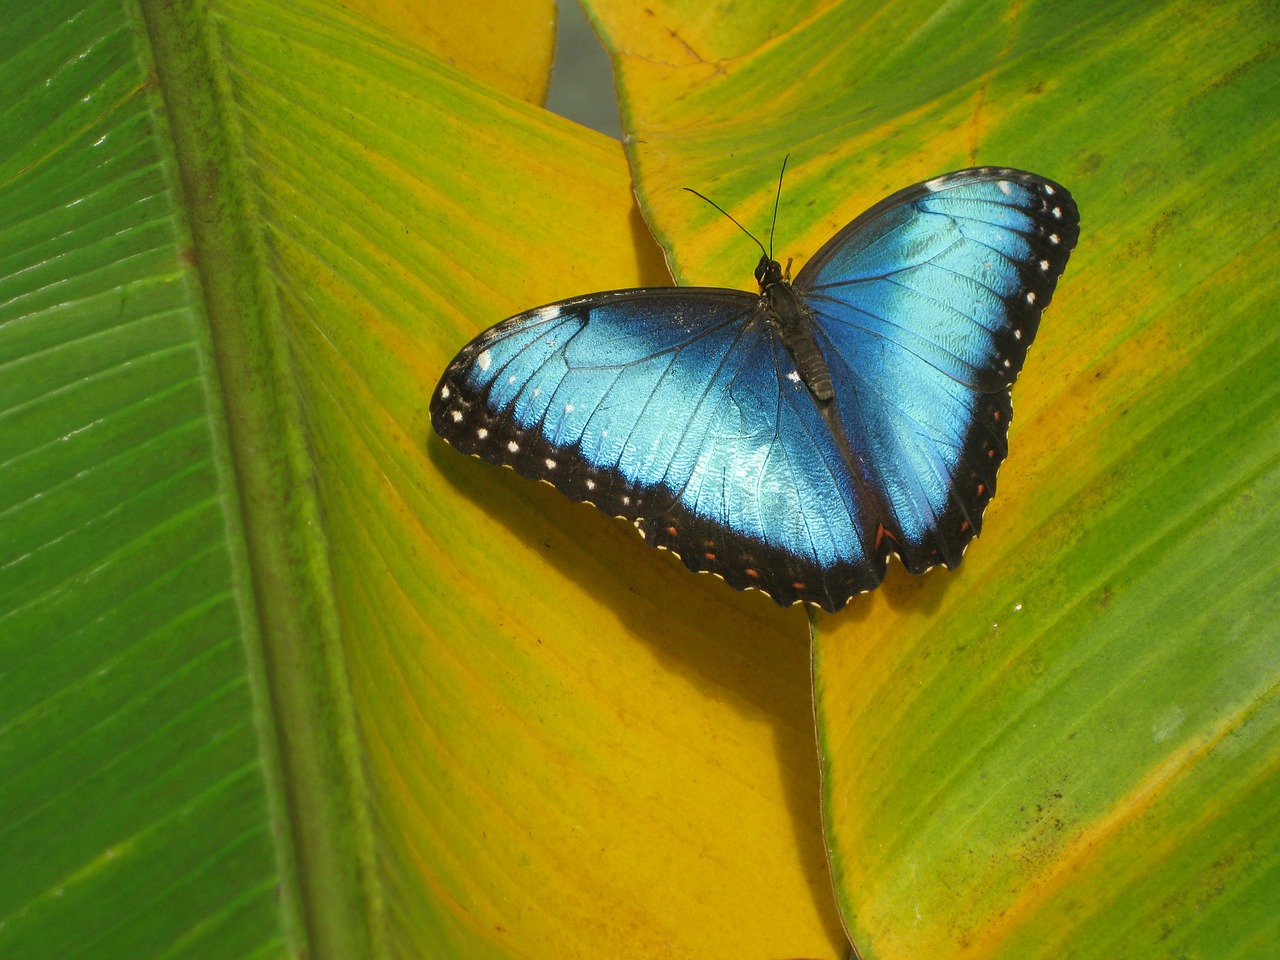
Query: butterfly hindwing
432,167,1079,611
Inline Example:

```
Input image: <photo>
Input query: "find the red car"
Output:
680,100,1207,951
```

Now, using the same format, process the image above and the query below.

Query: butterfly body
432,168,1079,611
756,255,837,401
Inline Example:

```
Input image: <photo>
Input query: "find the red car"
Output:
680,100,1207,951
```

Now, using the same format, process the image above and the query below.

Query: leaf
339,0,556,103
223,0,840,952
10,0,1274,958
3,0,845,957
808,10,1280,956
0,13,297,960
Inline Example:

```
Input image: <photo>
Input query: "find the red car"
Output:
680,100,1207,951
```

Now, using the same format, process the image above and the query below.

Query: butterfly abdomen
761,265,835,401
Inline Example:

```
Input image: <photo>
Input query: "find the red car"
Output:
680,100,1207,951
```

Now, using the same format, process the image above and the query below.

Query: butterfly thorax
755,254,835,401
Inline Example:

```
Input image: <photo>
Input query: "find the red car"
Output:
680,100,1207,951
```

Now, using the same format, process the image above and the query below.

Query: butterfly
431,167,1079,612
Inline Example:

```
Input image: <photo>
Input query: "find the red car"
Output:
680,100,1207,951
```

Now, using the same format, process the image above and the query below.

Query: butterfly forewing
432,167,1079,611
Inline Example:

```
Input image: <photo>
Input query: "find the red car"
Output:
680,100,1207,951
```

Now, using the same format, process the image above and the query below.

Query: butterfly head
754,255,786,291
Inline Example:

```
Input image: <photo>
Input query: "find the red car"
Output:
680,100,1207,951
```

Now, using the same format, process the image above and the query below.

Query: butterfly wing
794,167,1080,574
431,289,884,610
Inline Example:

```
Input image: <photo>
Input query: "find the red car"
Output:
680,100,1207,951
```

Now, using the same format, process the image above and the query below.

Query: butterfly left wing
431,289,885,610
794,167,1079,574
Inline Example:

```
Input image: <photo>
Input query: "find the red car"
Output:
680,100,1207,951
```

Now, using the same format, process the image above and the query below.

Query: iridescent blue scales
431,168,1079,611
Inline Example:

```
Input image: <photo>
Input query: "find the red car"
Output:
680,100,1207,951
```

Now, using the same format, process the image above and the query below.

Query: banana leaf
2,0,1275,958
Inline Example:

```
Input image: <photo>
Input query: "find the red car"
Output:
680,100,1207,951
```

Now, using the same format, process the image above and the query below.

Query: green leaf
4,0,842,957
7,0,1276,958
0,2,294,958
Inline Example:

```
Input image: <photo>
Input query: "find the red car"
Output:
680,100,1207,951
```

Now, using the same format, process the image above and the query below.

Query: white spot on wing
565,403,574,414
477,349,492,371
450,410,463,422
535,304,561,321
507,440,519,453
998,180,1012,195
786,370,801,383
477,428,488,439
585,479,596,491
924,175,950,192
1039,259,1050,271
1026,291,1037,304
545,458,556,470
439,385,450,400
1043,184,1056,196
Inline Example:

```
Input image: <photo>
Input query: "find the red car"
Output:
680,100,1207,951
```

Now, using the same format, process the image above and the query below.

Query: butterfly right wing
795,167,1079,575
430,289,885,610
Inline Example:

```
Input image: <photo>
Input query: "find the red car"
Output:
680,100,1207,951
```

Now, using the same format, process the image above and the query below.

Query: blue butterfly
431,167,1079,612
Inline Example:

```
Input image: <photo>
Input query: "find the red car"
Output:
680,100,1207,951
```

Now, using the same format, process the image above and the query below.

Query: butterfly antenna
683,187,769,261
769,154,789,261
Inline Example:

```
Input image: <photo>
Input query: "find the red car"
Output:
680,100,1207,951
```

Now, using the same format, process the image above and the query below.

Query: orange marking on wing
874,523,893,550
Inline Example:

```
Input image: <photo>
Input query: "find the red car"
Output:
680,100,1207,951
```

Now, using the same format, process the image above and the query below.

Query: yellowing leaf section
212,0,848,955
